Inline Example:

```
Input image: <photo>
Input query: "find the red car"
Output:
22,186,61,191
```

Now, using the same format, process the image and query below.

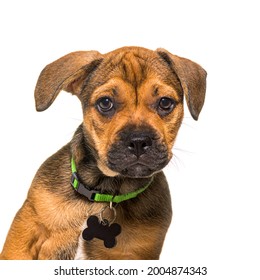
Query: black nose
127,135,152,157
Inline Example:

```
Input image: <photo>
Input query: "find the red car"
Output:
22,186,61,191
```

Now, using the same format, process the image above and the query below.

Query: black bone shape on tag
82,215,121,248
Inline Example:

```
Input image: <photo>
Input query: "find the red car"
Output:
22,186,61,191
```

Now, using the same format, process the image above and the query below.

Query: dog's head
35,47,206,178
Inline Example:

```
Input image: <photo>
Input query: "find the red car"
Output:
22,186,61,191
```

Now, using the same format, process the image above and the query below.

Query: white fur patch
74,235,87,260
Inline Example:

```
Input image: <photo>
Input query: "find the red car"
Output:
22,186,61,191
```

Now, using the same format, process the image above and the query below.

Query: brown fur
0,46,206,259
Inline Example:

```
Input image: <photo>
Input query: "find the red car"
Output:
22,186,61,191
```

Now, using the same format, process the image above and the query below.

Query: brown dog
0,47,206,260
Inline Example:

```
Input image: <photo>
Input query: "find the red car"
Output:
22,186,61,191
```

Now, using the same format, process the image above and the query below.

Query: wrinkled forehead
81,49,182,106
100,48,180,83
100,50,152,87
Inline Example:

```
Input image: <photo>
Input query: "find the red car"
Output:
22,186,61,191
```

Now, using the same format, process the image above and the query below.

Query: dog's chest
74,211,165,260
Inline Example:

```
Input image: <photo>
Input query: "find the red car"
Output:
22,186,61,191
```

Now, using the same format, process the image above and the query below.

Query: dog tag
82,215,121,248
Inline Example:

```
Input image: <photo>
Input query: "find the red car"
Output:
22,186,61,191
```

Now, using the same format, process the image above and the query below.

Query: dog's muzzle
107,127,169,178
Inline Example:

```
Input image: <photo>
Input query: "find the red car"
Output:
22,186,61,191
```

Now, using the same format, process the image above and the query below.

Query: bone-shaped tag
82,215,121,248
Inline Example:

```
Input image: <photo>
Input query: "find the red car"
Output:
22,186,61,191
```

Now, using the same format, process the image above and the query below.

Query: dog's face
82,49,184,177
35,47,206,178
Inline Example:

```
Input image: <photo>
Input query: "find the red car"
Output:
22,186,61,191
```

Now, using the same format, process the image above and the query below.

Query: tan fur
0,47,206,259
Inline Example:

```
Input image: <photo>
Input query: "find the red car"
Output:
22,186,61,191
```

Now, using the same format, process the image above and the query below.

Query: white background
0,0,259,278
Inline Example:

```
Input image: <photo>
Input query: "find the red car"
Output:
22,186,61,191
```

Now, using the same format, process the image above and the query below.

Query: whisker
168,153,184,171
180,120,195,129
70,117,82,122
168,145,195,171
173,147,194,154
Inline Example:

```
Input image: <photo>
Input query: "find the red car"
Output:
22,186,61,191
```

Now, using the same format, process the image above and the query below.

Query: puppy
0,47,206,260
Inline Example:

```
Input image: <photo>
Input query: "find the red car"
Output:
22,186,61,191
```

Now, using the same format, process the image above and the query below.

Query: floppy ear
156,48,207,120
34,51,103,111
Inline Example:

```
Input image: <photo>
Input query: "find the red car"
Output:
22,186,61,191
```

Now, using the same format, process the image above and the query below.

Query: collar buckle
71,172,98,202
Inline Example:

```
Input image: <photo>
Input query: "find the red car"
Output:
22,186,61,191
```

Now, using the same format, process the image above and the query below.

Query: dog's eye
97,97,114,113
158,97,175,111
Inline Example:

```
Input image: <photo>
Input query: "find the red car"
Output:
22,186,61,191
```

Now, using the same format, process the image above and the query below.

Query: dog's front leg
37,229,81,260
1,202,81,260
0,200,48,259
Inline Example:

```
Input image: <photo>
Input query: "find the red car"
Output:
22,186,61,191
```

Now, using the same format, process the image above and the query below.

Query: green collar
70,158,153,203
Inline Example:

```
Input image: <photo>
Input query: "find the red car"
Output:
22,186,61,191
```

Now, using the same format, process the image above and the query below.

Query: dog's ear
156,48,207,120
34,51,103,111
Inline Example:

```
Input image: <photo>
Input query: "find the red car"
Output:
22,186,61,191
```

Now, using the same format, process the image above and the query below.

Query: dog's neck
70,124,153,196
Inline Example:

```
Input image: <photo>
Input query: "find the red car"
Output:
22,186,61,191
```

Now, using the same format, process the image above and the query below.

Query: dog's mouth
108,156,169,178
107,142,170,178
119,162,164,178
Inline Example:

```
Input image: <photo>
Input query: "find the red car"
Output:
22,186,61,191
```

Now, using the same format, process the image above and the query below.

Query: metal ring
99,205,117,225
